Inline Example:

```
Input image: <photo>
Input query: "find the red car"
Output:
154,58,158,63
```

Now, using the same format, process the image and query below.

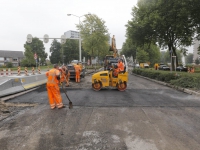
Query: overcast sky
0,0,193,58
0,0,138,58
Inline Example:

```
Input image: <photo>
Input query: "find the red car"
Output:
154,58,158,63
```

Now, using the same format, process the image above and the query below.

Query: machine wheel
92,81,102,91
117,82,127,91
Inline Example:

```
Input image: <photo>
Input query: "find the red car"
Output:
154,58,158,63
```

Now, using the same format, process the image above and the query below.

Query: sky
0,0,138,58
0,0,193,59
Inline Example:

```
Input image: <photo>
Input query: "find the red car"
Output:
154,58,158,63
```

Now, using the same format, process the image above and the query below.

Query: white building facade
64,30,79,39
193,39,200,62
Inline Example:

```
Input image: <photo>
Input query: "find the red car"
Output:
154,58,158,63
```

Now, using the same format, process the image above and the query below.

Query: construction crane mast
110,35,118,58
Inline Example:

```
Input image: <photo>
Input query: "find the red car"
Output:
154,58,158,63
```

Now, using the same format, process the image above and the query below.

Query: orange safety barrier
32,67,35,75
24,67,29,76
0,69,4,76
17,66,21,76
38,67,41,74
6,69,8,76
9,68,12,76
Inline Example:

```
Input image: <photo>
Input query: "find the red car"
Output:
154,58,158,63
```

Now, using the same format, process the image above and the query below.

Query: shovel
61,83,73,109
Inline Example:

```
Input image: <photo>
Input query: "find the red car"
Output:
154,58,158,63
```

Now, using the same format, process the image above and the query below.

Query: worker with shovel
46,64,65,109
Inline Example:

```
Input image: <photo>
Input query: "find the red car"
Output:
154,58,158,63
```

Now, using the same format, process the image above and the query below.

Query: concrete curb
132,73,200,96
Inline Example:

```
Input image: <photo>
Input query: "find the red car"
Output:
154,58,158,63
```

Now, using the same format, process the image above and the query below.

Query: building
0,50,24,67
64,30,79,39
193,38,200,62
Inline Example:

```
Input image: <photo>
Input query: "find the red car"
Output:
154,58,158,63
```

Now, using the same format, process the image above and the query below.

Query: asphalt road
0,72,200,150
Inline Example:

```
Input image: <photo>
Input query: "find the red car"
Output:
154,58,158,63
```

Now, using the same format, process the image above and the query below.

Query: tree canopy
77,14,110,60
49,39,62,64
23,37,47,66
49,39,80,65
126,0,200,69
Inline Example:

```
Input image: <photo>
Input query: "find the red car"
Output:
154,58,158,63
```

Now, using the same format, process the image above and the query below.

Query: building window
13,58,18,61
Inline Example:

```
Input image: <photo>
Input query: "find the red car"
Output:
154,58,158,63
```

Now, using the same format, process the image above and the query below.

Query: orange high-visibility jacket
46,68,60,86
74,65,81,73
117,62,124,72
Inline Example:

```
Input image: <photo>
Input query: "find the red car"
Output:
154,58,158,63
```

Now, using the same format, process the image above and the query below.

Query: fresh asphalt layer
0,73,200,150
5,84,200,108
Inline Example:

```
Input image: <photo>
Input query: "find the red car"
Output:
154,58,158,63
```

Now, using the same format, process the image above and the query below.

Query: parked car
158,65,170,70
176,66,187,72
140,63,149,68
133,63,140,68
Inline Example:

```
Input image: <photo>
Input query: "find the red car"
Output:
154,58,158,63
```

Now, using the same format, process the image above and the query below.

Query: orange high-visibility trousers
75,71,80,82
46,85,63,109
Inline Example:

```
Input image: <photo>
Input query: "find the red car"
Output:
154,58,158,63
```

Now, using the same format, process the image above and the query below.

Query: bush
132,69,180,82
132,68,200,90
171,75,200,89
6,62,13,68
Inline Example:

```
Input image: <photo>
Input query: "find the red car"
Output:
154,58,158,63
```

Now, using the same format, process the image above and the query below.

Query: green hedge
132,69,200,90
133,69,180,82
170,75,200,89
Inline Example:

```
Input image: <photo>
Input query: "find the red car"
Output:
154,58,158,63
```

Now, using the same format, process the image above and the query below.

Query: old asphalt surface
0,68,200,150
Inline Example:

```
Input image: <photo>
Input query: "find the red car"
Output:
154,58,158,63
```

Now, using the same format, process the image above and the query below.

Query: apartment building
0,50,24,67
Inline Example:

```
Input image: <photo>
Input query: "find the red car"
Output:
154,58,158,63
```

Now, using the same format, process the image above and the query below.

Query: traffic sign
61,35,66,44
44,34,49,43
34,53,37,60
27,34,33,43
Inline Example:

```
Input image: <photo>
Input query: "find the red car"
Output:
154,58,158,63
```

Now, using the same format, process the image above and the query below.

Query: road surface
0,72,200,150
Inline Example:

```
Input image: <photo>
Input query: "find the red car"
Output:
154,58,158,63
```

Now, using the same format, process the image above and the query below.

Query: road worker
65,66,70,86
45,64,65,109
191,66,195,73
117,59,124,72
113,59,124,77
74,63,81,82
60,65,70,87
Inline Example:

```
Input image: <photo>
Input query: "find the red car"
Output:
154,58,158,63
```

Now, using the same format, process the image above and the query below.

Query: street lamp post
67,13,90,62
62,47,64,65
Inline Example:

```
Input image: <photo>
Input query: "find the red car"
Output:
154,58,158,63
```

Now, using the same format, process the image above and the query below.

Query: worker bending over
74,63,81,82
46,64,65,109
60,65,70,87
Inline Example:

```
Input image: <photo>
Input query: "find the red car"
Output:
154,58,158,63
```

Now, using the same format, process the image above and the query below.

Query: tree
137,49,149,63
24,38,47,65
162,50,182,65
77,14,109,60
121,38,136,59
126,0,197,70
49,39,62,64
185,53,193,64
49,39,80,65
6,62,13,68
21,45,35,67
195,58,200,65
62,39,79,64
